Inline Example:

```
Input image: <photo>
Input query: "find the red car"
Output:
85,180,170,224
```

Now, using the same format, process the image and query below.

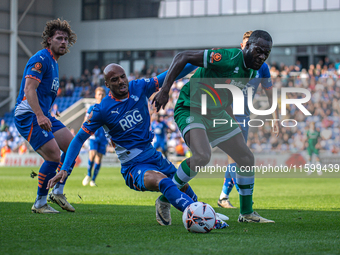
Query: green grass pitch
1,166,339,254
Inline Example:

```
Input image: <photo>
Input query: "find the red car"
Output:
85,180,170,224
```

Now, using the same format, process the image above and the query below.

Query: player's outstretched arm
47,128,90,188
152,50,204,111
24,78,52,132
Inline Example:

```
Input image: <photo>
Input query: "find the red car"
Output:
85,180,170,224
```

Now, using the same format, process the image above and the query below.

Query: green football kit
173,48,258,215
307,130,320,156
174,48,257,145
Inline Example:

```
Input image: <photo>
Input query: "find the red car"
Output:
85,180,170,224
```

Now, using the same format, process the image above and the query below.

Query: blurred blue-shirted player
218,31,280,209
14,19,77,214
151,114,171,157
47,63,228,228
82,87,108,187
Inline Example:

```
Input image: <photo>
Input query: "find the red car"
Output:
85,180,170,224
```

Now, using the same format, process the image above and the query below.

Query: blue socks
92,163,101,181
158,178,194,212
37,160,59,196
53,152,76,195
159,183,197,203
35,160,58,208
220,163,240,200
222,177,235,197
184,184,197,202
87,159,94,177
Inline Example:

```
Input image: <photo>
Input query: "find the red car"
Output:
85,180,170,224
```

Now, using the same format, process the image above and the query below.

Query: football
182,202,216,233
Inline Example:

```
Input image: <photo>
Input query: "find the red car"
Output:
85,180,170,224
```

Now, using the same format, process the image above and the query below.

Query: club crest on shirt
210,52,222,63
31,62,42,74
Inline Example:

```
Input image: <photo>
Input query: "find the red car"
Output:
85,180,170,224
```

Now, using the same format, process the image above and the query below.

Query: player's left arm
47,106,103,187
261,64,280,137
47,128,91,188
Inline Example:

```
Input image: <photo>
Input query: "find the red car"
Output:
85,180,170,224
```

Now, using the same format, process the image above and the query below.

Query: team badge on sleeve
210,52,222,63
31,62,42,73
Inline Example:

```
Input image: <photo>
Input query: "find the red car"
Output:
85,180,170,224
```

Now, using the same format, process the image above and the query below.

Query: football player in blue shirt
217,31,280,209
82,87,108,187
151,114,171,157
47,63,228,228
14,19,77,214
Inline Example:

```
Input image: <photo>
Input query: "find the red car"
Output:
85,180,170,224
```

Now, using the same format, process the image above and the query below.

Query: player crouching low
46,63,228,229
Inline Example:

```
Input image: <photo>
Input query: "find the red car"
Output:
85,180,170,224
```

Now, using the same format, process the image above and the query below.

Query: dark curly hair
41,18,77,52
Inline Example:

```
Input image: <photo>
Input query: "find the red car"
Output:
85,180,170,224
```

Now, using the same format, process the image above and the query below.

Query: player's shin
53,152,76,194
92,163,101,181
182,184,198,202
159,178,194,212
87,159,94,177
172,160,198,189
236,166,254,215
158,183,198,203
35,161,59,208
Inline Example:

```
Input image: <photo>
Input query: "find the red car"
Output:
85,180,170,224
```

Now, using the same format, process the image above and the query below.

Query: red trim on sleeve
81,125,94,135
25,75,41,83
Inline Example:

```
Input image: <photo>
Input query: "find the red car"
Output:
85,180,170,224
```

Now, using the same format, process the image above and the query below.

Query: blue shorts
154,138,167,152
122,150,177,192
89,139,107,155
14,112,65,151
235,115,250,142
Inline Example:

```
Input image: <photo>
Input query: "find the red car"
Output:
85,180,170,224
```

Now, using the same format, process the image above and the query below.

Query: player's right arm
24,78,52,132
152,50,204,111
47,128,91,187
47,105,104,187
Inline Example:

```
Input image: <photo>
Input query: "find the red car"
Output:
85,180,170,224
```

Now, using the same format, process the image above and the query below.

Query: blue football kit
151,120,169,152
59,64,200,214
61,64,197,192
14,48,65,151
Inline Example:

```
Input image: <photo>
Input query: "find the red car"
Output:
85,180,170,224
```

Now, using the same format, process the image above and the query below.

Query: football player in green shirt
305,122,322,175
153,30,274,223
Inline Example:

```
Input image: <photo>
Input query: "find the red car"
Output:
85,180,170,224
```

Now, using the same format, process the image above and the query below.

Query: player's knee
243,151,254,167
192,150,211,166
144,171,167,191
47,152,61,163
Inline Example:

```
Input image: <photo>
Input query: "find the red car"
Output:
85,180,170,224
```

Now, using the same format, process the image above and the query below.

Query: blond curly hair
41,18,77,52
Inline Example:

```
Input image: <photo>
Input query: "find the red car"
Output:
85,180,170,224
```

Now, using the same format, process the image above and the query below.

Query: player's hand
273,121,280,137
37,114,52,132
47,170,68,189
152,89,170,112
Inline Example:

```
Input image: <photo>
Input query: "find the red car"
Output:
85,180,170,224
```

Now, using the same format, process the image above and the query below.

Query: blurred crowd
247,58,340,154
1,58,340,159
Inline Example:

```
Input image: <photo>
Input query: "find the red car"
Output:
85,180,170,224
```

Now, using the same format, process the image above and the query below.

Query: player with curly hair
14,19,77,213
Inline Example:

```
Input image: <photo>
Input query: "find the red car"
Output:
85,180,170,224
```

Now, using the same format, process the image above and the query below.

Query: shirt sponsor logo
51,78,59,94
119,109,143,131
